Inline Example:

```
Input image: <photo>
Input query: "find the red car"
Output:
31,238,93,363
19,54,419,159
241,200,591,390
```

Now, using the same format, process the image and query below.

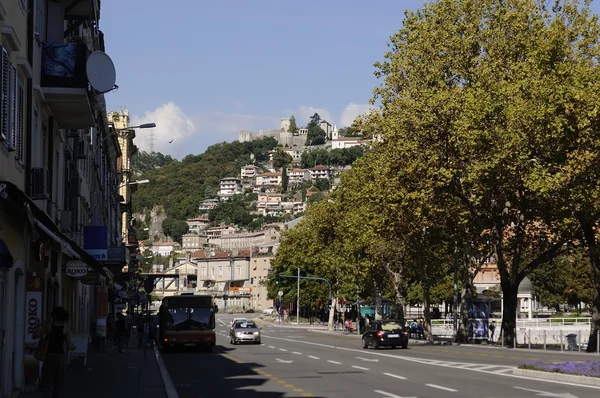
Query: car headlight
236,332,242,337
253,331,259,335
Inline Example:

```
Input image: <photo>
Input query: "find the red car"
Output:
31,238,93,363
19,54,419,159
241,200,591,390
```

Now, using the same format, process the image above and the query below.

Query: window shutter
17,78,24,161
0,47,8,143
9,65,17,151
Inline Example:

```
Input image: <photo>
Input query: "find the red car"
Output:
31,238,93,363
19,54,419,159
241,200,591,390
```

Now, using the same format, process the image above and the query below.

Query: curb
513,368,600,387
153,344,180,398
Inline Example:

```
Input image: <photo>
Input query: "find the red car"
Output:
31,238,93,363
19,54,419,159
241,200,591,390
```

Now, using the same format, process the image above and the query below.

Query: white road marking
275,358,294,364
352,365,370,371
426,384,458,392
327,360,341,365
218,319,227,326
374,390,415,398
292,351,302,355
308,355,320,360
356,356,379,362
279,348,287,352
268,346,275,349
383,372,407,380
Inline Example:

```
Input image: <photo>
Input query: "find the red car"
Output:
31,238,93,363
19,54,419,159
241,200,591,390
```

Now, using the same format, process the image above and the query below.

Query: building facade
0,2,125,396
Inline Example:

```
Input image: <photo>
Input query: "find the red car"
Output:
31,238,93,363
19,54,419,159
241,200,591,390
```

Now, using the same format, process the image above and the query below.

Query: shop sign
80,272,99,285
66,261,88,278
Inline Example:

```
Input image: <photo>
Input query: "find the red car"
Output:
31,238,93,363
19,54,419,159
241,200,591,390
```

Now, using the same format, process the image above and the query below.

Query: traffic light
275,276,279,285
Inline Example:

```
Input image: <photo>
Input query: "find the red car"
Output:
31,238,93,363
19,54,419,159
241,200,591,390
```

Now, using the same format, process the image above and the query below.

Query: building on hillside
288,169,311,187
255,172,282,188
282,147,303,163
208,228,279,250
150,241,179,256
205,225,236,239
241,165,263,179
319,120,333,139
186,217,209,233
218,177,243,201
309,165,331,181
199,198,219,213
181,234,209,252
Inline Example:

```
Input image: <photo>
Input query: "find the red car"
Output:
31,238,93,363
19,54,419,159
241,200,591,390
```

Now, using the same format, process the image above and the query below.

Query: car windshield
381,322,404,332
164,307,215,331
235,321,257,329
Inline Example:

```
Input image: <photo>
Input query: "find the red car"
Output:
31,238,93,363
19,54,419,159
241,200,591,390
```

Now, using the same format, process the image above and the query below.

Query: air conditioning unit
59,210,72,232
69,177,81,197
76,140,88,159
30,168,49,198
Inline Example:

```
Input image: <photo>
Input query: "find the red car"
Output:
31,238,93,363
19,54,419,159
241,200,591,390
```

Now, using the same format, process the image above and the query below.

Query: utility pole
296,267,300,325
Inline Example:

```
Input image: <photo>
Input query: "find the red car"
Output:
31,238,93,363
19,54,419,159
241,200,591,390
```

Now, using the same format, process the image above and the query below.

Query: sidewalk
21,342,167,398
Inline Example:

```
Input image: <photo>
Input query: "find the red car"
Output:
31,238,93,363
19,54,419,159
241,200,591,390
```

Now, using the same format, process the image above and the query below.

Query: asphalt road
160,314,600,398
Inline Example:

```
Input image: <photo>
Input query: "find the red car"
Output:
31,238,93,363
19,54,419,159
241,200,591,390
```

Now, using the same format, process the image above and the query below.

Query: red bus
158,294,218,351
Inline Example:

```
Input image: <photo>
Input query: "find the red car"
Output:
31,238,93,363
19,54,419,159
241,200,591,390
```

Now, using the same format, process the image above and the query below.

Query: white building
218,177,243,201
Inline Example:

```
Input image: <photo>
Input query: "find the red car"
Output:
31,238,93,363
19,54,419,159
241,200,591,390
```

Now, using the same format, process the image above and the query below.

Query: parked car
362,320,408,349
262,308,275,315
230,320,261,344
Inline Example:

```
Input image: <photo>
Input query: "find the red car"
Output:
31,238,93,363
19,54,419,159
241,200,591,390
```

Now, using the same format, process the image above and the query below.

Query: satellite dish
86,51,116,93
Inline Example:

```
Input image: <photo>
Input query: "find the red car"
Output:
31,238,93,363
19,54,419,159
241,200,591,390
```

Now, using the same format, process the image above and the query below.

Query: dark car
362,320,408,349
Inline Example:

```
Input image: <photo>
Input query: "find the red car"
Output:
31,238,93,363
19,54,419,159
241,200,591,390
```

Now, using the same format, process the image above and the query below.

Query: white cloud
291,105,334,126
131,102,196,158
339,103,375,127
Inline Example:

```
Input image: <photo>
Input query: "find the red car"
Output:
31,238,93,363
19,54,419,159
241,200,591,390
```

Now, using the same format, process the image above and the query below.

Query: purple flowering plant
519,360,600,378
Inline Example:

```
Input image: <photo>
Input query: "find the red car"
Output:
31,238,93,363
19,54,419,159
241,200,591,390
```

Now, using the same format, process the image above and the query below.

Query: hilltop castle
239,118,334,147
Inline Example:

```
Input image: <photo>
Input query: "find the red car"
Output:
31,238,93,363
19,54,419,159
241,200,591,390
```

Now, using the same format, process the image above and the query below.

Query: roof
290,169,308,173
310,165,330,171
150,241,178,247
187,217,209,222
191,249,251,259
258,172,282,177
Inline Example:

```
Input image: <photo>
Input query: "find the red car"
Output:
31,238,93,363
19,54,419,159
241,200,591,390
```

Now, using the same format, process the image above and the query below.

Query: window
218,267,222,276
1,48,9,144
201,268,206,276
35,0,44,39
236,266,241,276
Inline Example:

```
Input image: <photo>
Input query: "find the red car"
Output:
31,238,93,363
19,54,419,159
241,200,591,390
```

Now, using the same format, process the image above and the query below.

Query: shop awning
0,180,111,280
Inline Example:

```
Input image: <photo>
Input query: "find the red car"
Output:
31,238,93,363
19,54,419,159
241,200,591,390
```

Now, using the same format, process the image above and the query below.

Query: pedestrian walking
115,313,127,353
33,306,76,398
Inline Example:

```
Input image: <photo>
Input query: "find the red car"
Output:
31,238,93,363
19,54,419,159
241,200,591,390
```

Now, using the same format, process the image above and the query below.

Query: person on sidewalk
115,313,127,353
33,306,76,398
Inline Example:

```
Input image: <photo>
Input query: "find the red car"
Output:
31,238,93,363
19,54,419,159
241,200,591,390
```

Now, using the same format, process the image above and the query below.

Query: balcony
55,0,100,20
41,42,94,128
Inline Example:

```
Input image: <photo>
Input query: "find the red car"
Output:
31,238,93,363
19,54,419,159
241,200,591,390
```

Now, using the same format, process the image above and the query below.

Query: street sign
278,290,283,297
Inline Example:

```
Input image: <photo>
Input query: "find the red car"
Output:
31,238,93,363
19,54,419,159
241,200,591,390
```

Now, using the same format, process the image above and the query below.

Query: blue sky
101,0,600,158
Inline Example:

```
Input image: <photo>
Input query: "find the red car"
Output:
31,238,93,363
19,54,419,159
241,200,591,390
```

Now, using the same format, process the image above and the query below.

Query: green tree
367,0,596,345
306,113,326,146
161,218,189,243
272,149,292,170
288,116,298,135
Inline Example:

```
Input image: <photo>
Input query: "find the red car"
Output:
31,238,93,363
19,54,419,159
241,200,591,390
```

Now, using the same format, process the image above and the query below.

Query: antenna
149,128,155,153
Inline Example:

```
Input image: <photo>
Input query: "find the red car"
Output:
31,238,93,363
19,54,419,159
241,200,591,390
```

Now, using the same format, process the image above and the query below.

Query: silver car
230,320,261,344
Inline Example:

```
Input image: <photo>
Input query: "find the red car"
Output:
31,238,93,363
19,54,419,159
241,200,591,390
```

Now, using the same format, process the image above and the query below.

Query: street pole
296,267,300,325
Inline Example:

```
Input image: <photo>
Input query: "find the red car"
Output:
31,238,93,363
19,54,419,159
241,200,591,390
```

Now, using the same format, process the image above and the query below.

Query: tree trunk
423,282,433,342
579,217,600,353
327,298,337,332
375,290,383,320
500,281,518,347
386,267,405,321
457,245,471,343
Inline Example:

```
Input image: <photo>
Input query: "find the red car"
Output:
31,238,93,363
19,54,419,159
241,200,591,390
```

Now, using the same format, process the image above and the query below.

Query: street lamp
103,123,157,142
119,179,149,189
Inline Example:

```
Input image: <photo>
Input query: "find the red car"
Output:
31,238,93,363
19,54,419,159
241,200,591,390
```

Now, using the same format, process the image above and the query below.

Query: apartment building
0,2,127,396
248,254,275,311
218,177,243,201
193,249,252,310
255,171,282,188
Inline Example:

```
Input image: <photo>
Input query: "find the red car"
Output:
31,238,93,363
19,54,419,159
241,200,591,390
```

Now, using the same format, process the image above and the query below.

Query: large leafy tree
368,0,600,345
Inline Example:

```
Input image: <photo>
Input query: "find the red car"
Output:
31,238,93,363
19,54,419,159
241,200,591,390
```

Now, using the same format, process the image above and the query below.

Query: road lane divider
375,390,415,398
153,344,180,398
352,365,370,371
426,383,458,392
327,360,342,365
383,372,407,380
